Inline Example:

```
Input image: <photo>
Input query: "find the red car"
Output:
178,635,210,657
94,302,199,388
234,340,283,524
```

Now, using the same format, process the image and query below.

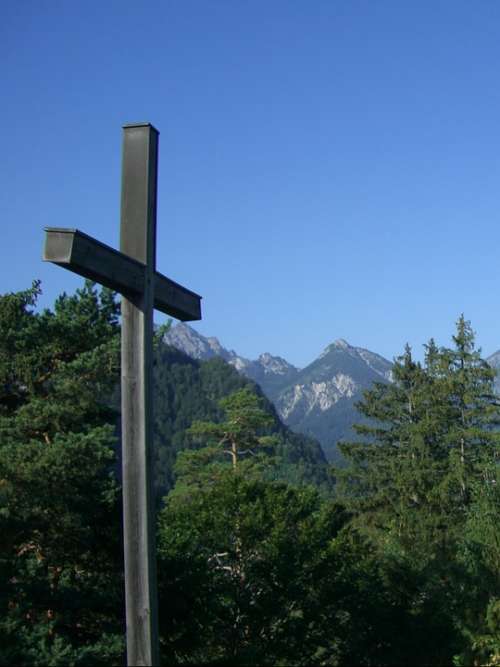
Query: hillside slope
163,325,393,461
152,343,331,496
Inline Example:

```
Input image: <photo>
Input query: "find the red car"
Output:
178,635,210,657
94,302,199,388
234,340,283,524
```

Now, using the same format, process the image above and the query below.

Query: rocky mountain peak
486,350,500,394
161,322,394,461
487,350,500,367
257,352,298,375
319,338,354,358
162,323,213,360
205,336,227,356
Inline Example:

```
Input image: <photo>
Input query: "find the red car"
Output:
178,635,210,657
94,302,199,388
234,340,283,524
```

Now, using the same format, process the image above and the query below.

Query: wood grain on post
120,123,160,667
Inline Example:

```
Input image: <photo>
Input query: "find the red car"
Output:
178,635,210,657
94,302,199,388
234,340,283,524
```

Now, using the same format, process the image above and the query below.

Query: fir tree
338,318,500,554
440,315,500,509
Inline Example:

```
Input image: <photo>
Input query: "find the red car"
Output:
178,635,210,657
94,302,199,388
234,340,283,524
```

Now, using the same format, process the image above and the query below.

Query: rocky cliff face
162,323,299,396
163,324,393,461
486,350,500,394
273,339,393,460
278,374,358,420
162,323,242,364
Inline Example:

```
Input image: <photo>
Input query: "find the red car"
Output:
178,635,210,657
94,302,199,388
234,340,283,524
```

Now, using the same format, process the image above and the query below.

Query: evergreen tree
439,315,500,509
337,317,500,665
153,350,331,496
172,388,277,493
0,282,124,665
158,468,348,666
4,282,500,666
338,343,445,551
453,459,500,666
339,317,500,552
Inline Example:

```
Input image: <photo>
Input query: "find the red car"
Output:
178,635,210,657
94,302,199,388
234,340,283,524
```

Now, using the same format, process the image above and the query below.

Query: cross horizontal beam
43,227,201,321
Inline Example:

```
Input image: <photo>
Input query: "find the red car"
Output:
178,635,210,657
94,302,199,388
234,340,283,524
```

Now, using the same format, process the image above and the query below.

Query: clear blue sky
2,0,500,367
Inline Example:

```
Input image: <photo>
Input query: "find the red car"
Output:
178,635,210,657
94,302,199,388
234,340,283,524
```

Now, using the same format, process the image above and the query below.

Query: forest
0,280,499,666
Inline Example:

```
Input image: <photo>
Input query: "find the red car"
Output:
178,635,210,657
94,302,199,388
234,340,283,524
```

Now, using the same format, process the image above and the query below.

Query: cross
43,123,202,667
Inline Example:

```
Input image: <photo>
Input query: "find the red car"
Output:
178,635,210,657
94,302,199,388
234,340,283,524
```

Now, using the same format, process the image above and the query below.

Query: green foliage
337,316,500,665
158,470,348,665
0,280,332,664
159,468,466,666
2,282,500,666
0,281,124,666
153,351,331,496
180,388,277,482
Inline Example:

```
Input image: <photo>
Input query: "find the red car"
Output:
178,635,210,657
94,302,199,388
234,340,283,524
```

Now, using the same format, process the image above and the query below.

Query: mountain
163,323,299,395
163,324,393,461
152,342,331,495
163,325,500,462
486,350,500,393
274,339,393,461
163,323,298,388
161,322,245,365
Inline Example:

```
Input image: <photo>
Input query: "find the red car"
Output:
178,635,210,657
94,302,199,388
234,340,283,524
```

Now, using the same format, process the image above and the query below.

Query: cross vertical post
120,123,159,666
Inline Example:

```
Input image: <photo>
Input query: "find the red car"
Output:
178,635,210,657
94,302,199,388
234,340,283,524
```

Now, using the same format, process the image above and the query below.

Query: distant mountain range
163,323,500,461
486,350,500,394
150,343,330,496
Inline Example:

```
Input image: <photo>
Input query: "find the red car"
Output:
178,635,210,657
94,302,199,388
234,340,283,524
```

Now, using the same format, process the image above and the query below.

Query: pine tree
152,350,331,496
158,466,350,666
172,388,278,496
0,281,124,665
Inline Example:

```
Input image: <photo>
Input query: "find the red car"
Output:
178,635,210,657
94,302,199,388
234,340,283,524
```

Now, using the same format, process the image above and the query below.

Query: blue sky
2,0,500,367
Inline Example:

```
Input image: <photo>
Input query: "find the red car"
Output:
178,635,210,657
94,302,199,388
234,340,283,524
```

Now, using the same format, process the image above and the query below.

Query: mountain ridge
163,324,393,460
163,324,500,461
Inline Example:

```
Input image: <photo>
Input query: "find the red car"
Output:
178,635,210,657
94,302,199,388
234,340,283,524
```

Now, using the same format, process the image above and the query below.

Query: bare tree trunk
231,440,237,470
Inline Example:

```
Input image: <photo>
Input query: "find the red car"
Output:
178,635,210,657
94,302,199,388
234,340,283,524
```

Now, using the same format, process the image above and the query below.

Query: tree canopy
1,283,499,666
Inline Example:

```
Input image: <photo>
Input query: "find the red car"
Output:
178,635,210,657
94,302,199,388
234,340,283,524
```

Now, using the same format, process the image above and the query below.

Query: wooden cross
43,123,202,666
